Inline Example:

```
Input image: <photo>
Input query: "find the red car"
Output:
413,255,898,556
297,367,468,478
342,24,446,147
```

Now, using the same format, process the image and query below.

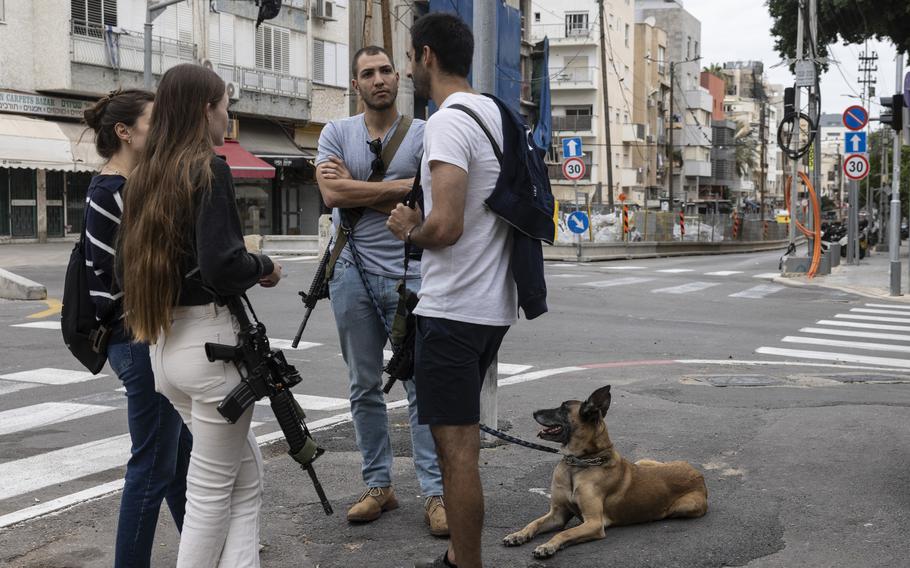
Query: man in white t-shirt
387,13,516,568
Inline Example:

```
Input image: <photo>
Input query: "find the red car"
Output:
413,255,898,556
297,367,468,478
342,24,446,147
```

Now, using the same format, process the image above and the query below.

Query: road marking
0,479,126,529
817,319,910,332
678,359,903,372
498,366,586,386
799,327,910,342
729,284,785,299
865,303,910,311
782,335,910,354
753,273,781,279
582,277,655,288
26,299,62,319
705,271,744,276
0,434,131,501
548,274,588,278
834,313,910,324
0,381,37,396
0,403,115,436
11,321,61,330
0,368,104,385
850,308,910,316
656,268,694,273
255,394,349,411
380,349,531,376
601,266,647,270
279,256,320,262
651,282,721,294
755,346,910,369
269,339,321,350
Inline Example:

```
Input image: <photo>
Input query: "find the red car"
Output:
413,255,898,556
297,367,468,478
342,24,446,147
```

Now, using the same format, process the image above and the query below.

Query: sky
681,0,900,116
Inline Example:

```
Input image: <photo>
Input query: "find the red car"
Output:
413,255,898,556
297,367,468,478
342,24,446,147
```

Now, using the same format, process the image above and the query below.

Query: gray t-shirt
316,114,424,278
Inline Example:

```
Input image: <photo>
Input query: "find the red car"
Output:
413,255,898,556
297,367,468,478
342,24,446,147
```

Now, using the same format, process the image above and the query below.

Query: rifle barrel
291,306,315,348
305,464,334,515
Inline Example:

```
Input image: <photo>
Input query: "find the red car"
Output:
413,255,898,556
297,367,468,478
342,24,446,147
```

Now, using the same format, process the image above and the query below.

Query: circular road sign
562,157,586,181
567,211,589,234
843,153,870,181
842,105,868,131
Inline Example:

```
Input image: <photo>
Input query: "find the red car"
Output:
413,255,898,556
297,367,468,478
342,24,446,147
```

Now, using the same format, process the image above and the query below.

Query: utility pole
668,62,675,210
380,0,393,59
144,0,188,90
760,100,767,223
787,0,806,244
889,52,904,295
858,47,878,225
809,0,819,249
363,0,373,44
597,0,615,210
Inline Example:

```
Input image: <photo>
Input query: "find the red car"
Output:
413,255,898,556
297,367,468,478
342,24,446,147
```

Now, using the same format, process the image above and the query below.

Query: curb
0,268,46,300
772,273,910,303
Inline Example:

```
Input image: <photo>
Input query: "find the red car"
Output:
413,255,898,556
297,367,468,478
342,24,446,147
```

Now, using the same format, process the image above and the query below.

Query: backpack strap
448,103,503,164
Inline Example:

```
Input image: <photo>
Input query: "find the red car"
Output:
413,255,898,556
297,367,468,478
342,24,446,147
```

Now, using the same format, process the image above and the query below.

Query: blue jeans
108,341,193,568
329,259,443,496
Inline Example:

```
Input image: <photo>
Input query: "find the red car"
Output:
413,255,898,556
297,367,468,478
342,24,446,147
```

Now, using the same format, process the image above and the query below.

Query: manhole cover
702,375,782,387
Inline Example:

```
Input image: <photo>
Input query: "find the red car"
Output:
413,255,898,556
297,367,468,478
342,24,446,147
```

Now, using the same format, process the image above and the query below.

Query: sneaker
424,495,449,537
346,486,399,523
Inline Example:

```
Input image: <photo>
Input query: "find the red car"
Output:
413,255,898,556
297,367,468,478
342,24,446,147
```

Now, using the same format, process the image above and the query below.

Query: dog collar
562,454,612,467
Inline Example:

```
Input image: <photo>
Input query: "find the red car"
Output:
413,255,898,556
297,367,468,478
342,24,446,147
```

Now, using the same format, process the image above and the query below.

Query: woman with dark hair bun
82,88,192,568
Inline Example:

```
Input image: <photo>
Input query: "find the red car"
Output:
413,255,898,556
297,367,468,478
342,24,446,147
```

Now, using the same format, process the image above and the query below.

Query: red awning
213,140,276,179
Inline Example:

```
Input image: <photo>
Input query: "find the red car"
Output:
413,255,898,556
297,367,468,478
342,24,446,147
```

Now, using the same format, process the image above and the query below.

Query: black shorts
414,316,510,426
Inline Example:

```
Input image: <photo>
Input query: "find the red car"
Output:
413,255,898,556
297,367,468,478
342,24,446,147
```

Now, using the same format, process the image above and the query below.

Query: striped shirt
83,174,126,333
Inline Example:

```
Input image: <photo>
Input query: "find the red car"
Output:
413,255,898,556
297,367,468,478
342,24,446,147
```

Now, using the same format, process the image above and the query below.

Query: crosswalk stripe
583,277,655,288
549,274,588,278
799,327,910,342
380,349,531,376
866,303,910,311
0,381,37,396
0,403,115,436
268,339,321,350
651,281,720,294
782,335,910,354
835,314,910,324
851,308,910,316
11,321,60,330
255,394,349,411
0,434,131,502
656,268,694,273
280,256,320,262
817,319,910,332
601,266,647,270
0,368,105,385
705,271,744,276
729,284,785,299
753,273,781,279
755,346,910,369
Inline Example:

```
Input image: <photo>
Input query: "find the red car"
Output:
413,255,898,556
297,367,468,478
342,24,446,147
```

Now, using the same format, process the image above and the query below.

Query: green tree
867,129,910,220
702,63,724,77
767,0,910,65
733,121,759,178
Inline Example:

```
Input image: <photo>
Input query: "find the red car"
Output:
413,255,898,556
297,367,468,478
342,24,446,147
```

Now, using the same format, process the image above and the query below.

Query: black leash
479,423,558,454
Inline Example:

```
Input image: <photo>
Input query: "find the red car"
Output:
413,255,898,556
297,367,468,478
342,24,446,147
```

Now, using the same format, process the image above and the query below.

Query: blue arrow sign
844,131,867,154
567,211,589,234
562,137,583,159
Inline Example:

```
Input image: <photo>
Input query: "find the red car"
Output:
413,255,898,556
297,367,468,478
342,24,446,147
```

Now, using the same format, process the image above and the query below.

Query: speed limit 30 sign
843,153,869,181
562,157,586,181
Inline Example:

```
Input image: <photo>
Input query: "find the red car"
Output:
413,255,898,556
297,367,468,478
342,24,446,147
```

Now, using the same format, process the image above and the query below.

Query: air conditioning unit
313,0,335,21
226,81,241,101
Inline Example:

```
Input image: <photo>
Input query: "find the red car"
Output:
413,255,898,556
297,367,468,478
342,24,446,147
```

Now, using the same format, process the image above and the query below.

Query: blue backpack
449,94,552,320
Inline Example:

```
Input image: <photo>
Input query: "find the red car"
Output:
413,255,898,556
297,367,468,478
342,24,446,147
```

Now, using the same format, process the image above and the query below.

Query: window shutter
102,0,116,26
255,25,265,69
71,0,86,24
313,39,325,83
221,14,235,65
277,28,290,74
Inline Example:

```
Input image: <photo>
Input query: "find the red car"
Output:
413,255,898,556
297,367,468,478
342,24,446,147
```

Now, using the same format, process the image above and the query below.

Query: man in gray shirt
316,46,446,536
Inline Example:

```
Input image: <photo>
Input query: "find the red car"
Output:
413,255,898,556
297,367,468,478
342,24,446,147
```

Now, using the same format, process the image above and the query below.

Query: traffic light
879,94,904,131
255,0,282,28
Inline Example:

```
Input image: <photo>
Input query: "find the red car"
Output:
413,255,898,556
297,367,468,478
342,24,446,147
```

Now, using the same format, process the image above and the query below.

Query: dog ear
582,385,612,420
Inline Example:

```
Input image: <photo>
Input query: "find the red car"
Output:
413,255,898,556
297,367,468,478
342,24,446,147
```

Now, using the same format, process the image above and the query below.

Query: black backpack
61,224,115,374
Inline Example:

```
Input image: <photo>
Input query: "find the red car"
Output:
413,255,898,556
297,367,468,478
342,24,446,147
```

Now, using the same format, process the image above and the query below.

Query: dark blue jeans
108,341,193,568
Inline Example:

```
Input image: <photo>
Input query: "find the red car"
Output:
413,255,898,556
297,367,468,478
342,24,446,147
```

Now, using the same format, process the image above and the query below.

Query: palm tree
702,63,724,77
733,121,759,178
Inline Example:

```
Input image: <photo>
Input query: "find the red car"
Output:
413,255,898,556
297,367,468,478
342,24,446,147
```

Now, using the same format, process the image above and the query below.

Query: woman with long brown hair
118,64,281,567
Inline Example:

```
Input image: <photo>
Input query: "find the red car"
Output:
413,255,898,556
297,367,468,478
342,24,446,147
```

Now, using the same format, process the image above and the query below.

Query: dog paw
532,543,558,559
502,532,530,547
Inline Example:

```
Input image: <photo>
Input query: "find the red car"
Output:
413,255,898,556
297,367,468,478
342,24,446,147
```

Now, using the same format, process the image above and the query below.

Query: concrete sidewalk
776,242,910,302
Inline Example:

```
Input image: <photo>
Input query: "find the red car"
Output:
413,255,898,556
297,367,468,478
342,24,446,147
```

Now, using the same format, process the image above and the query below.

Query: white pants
152,303,263,568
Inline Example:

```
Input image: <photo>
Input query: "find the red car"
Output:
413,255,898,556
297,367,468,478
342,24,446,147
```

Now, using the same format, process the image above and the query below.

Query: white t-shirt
414,91,517,326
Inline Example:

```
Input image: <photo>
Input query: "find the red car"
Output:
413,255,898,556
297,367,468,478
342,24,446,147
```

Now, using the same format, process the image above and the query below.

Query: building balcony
683,160,712,177
623,123,646,142
549,66,597,89
620,168,640,188
71,20,196,79
530,23,595,43
552,114,593,132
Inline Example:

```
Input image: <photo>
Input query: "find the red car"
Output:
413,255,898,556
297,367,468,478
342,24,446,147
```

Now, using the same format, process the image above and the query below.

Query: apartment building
0,0,344,241
631,17,670,205
635,0,712,206
529,0,637,207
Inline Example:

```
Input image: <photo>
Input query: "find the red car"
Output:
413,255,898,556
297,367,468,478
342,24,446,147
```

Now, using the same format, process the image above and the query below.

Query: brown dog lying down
503,385,708,559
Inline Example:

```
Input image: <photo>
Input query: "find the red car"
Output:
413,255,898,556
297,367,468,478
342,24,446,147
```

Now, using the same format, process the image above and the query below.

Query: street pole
890,52,904,295
788,0,805,245
760,101,767,223
668,62,675,212
473,0,499,439
809,0,819,253
597,0,615,210
380,0,393,59
144,0,187,90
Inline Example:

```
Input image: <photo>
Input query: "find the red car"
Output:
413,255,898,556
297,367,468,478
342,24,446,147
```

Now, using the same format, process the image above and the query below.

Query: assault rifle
205,295,333,515
291,245,332,348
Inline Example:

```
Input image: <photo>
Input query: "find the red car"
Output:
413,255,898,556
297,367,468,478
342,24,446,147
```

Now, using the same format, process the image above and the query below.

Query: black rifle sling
324,115,414,281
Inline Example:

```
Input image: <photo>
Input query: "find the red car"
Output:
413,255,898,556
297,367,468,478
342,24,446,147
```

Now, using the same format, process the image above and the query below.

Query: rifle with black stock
291,244,332,348
205,295,333,515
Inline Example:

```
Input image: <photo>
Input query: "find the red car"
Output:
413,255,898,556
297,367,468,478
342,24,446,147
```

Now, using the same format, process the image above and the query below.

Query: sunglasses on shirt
368,138,386,177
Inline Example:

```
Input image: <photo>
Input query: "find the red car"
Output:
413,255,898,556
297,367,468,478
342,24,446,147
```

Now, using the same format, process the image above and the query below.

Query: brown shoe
347,486,399,522
424,495,449,537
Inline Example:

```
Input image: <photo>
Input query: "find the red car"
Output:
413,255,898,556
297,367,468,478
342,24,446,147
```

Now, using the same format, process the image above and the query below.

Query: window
624,24,629,47
694,41,699,58
256,24,290,74
313,38,348,87
565,12,588,36
686,36,691,59
0,0,5,22
534,12,540,23
565,106,592,116
208,12,235,66
71,0,117,34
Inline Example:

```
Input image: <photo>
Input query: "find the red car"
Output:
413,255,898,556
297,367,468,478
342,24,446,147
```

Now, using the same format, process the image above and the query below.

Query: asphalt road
2,249,910,567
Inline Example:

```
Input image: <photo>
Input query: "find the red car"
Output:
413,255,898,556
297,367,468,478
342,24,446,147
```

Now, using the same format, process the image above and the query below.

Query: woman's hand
259,262,282,288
